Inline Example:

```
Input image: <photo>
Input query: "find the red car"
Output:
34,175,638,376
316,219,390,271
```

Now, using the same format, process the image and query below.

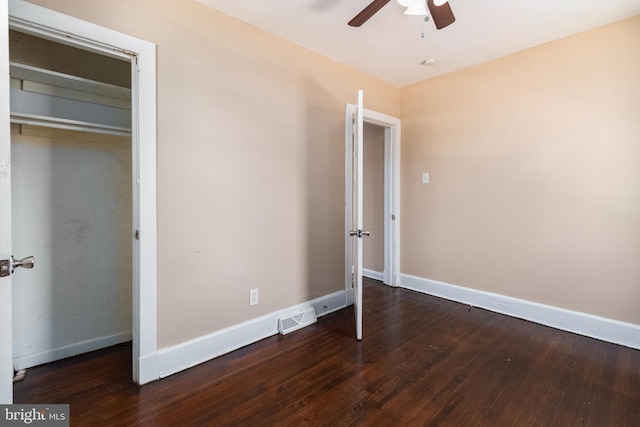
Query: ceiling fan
348,0,455,29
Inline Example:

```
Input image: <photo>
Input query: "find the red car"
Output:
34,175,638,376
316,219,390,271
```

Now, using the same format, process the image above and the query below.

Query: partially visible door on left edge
1,2,14,402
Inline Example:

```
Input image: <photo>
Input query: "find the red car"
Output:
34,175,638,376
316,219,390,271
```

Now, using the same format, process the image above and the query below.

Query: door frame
345,103,401,293
7,0,158,386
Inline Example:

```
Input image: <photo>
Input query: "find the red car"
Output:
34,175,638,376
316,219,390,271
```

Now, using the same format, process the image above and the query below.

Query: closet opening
9,30,134,376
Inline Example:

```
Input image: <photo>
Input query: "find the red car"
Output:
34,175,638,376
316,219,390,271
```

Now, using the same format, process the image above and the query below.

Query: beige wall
363,123,385,273
400,16,640,324
24,0,400,348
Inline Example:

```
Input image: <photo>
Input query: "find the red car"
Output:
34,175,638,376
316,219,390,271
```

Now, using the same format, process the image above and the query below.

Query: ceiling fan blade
348,0,392,27
427,0,456,29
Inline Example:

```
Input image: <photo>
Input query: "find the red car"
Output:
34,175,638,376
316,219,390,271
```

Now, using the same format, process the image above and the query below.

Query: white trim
346,287,354,306
345,102,401,291
132,27,158,385
383,119,401,287
137,352,159,386
157,290,350,378
9,0,158,384
344,104,354,296
399,273,640,350
363,268,384,281
13,332,132,370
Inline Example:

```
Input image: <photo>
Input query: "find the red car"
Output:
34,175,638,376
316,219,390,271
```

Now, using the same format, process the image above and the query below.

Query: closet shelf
9,62,132,136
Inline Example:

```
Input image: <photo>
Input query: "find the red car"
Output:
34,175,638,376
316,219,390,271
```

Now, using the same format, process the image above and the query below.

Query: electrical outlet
249,288,259,306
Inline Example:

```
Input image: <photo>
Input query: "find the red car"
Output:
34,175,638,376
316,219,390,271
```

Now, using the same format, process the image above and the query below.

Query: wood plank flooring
14,278,640,426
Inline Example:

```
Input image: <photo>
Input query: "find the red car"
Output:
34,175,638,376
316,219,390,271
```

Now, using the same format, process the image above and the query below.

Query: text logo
0,405,69,427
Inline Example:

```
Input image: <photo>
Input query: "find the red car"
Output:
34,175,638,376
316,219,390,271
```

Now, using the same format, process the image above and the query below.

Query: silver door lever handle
12,256,35,273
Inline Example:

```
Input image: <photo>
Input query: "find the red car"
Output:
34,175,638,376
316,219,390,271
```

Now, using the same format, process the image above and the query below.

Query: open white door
349,90,366,340
1,0,13,403
345,92,401,341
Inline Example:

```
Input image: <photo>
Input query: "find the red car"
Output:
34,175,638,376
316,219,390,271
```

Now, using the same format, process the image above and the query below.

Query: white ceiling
195,0,640,87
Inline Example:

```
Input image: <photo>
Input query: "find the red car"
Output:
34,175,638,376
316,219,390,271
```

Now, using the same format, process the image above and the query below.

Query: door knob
12,255,35,273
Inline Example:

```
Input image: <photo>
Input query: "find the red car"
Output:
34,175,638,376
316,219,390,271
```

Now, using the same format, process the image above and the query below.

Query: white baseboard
363,268,384,281
399,273,640,350
157,289,351,379
13,331,132,370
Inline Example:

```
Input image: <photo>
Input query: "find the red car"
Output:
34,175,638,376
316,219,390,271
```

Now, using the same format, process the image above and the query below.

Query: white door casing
0,1,159,398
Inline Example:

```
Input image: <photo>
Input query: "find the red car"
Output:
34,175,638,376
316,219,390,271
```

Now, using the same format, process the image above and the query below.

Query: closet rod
11,113,132,137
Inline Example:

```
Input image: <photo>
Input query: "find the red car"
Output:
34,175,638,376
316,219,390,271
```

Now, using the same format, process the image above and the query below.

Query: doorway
344,102,401,293
10,30,133,371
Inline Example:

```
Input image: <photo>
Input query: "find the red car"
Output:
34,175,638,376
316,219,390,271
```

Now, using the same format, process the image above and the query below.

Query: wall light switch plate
421,172,430,184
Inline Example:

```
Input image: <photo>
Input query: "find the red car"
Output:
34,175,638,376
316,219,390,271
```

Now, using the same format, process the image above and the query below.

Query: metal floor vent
278,307,317,335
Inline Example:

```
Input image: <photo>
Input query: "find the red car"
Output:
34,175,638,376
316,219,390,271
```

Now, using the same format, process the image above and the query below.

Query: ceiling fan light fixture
350,0,454,28
404,0,428,16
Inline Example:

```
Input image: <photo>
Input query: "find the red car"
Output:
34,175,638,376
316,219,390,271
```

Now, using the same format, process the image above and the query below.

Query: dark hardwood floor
14,278,640,426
